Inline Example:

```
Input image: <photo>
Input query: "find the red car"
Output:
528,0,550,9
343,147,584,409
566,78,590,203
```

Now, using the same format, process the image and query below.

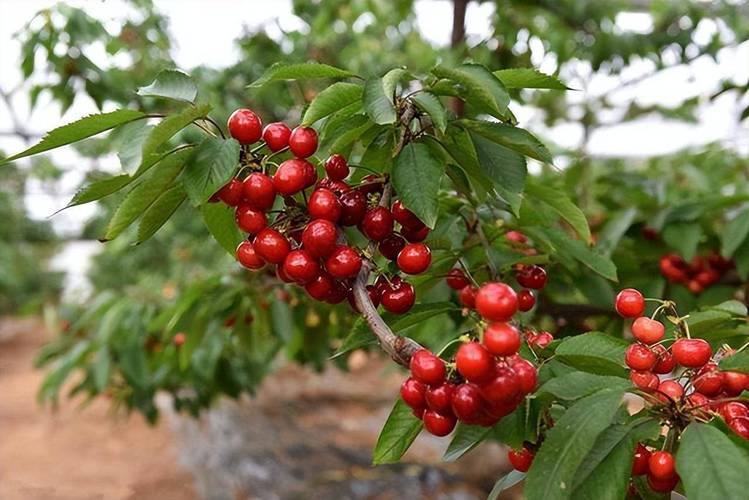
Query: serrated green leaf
460,119,553,164
433,64,509,119
525,226,618,281
372,399,423,464
471,133,527,215
248,62,355,88
63,174,133,210
323,114,375,154
116,121,153,174
139,103,211,169
301,82,363,126
411,92,447,133
719,350,749,374
137,69,198,103
392,142,445,229
363,77,397,125
360,128,395,172
2,109,145,165
722,207,749,258
524,181,592,244
536,372,631,401
200,202,244,256
444,423,492,461
182,137,240,205
137,184,186,243
494,68,569,90
381,68,411,102
554,332,629,377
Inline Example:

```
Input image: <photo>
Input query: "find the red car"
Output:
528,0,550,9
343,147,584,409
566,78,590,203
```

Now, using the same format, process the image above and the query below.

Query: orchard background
1,1,749,499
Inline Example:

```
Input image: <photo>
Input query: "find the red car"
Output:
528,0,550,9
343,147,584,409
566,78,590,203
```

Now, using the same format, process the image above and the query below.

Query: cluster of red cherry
659,252,734,294
616,287,749,492
215,108,434,312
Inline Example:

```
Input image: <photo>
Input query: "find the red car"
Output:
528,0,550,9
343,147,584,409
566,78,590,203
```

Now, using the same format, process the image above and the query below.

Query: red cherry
282,249,319,284
528,331,554,349
324,245,362,279
253,228,291,264
692,365,723,396
173,332,186,347
235,204,267,234
317,177,351,195
426,383,455,414
625,344,657,371
510,358,538,394
217,178,243,206
400,377,427,410
721,402,749,421
615,288,645,317
401,223,429,243
652,344,676,374
397,243,432,275
723,371,749,396
484,322,521,357
361,207,394,241
446,269,470,290
516,265,547,289
378,233,406,261
302,219,338,259
324,281,349,304
391,200,422,230
236,240,264,270
305,272,334,301
262,122,291,152
647,474,679,493
381,280,415,314
632,443,651,475
648,451,676,480
276,264,294,283
481,366,520,404
505,231,527,244
451,383,483,422
660,254,690,283
456,342,495,383
409,350,446,386
672,338,712,368
242,173,276,211
273,159,309,195
656,379,684,402
630,370,659,391
288,126,318,158
517,289,535,312
687,391,709,409
508,447,534,473
347,284,381,312
459,286,477,309
729,416,749,439
302,160,318,188
475,283,518,321
631,317,664,345
308,188,342,222
227,108,262,144
339,190,367,226
423,410,456,436
324,154,349,181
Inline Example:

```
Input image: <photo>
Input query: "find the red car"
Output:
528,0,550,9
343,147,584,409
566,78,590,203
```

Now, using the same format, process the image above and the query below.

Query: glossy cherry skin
631,317,665,345
517,289,535,312
227,108,262,144
253,228,291,264
305,272,334,301
339,190,367,226
391,200,422,230
361,207,394,241
317,177,351,195
397,243,431,275
235,204,267,234
446,268,470,290
378,233,406,261
288,126,318,158
381,280,415,315
400,377,427,410
615,288,645,317
308,188,341,222
475,282,518,322
508,447,534,472
632,443,651,475
652,344,676,374
217,178,243,206
630,370,659,391
516,265,547,289
235,240,265,270
692,366,723,396
484,322,521,357
409,350,446,386
656,379,684,403
510,358,538,394
273,159,309,195
401,223,429,243
302,219,338,259
242,172,276,210
721,401,749,421
426,383,455,414
451,383,483,421
481,366,520,404
282,249,320,284
302,160,318,188
625,344,658,371
729,416,749,439
648,451,676,480
262,122,291,152
672,338,712,368
456,342,495,383
324,154,349,181
723,371,749,396
324,281,349,305
325,245,362,279
423,410,456,436
459,285,477,309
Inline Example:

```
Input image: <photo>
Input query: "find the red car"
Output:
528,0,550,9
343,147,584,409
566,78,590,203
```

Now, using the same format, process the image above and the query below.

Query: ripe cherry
426,383,455,414
302,161,318,188
242,172,276,211
273,159,309,195
647,474,679,493
632,443,651,475
484,322,521,357
672,338,712,368
505,230,527,244
217,178,243,206
508,447,534,473
459,285,477,309
302,219,338,259
481,366,520,404
378,233,406,261
324,281,349,305
648,451,676,480
236,240,265,270
324,154,349,181
318,177,351,195
615,288,645,317
517,289,535,312
528,331,554,349
692,365,723,396
235,205,267,234
657,379,684,403
282,249,319,284
729,416,749,439
446,268,470,290
423,410,456,436
723,371,749,396
400,377,426,410
475,283,518,322
361,207,394,241
401,223,429,243
391,200,422,230
631,317,664,345
289,126,318,158
721,402,749,421
276,264,294,283
381,280,415,314
510,358,538,394
253,228,290,264
227,108,262,144
451,383,483,422
652,344,676,374
325,245,362,279
339,190,367,226
456,342,495,383
516,265,547,289
347,284,381,312
397,243,432,275
262,122,291,152
305,272,334,301
630,370,659,391
308,188,342,222
625,344,658,371
687,391,709,409
409,350,446,386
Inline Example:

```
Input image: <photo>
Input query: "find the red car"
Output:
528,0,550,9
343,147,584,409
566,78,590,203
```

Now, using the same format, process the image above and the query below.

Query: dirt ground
0,317,197,500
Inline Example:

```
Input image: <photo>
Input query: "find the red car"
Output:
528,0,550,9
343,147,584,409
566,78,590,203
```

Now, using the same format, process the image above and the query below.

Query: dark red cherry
324,154,349,181
307,188,341,222
273,159,309,196
378,233,406,261
361,207,394,241
409,349,446,386
515,265,547,289
217,178,243,206
397,243,431,275
253,228,291,264
381,280,415,315
305,272,334,301
236,240,264,270
391,200,422,230
302,219,338,259
339,190,367,226
446,269,470,290
325,245,362,279
235,204,267,234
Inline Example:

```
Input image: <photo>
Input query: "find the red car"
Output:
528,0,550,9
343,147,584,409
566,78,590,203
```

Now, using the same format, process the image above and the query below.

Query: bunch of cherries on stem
217,108,434,313
659,252,734,295
616,287,749,493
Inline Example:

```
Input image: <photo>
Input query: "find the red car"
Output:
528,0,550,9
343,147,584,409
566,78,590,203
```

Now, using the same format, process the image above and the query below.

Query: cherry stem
436,336,468,357
264,146,289,163
349,163,380,175
202,117,226,139
192,121,217,137
250,142,266,154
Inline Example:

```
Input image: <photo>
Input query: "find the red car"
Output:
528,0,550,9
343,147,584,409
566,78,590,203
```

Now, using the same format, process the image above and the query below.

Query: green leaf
392,142,445,228
494,68,569,90
524,389,624,500
363,77,397,125
536,372,631,401
554,332,629,377
381,68,411,101
443,424,492,461
139,103,211,168
301,82,363,126
488,470,526,500
323,114,375,154
137,184,186,243
103,149,191,241
526,226,618,281
372,399,423,464
2,109,145,165
182,137,240,205
433,64,509,119
719,350,749,374
137,69,198,103
200,202,244,256
524,181,592,244
248,62,355,88
116,121,153,174
662,222,702,262
722,207,749,258
471,133,527,215
271,299,294,342
411,92,447,133
460,119,553,164
63,174,133,210
597,208,637,256
677,423,749,499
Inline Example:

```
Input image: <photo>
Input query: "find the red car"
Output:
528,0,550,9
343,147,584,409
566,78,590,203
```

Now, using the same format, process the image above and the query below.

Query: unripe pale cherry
631,317,664,345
